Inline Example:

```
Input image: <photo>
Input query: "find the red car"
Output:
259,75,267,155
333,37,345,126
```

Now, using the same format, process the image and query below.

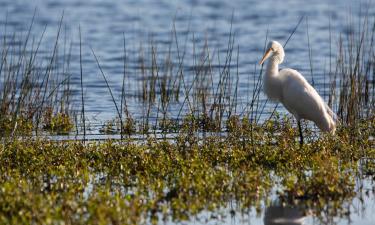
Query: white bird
259,40,336,145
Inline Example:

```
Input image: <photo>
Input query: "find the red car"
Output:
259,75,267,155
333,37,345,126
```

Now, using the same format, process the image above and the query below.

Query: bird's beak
259,48,272,65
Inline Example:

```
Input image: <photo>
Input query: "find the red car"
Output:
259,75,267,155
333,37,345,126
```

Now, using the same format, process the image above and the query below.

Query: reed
96,12,374,138
79,25,86,142
333,13,375,126
0,13,74,137
0,11,374,139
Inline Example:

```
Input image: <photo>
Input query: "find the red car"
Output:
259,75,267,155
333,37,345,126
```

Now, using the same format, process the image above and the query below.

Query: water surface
1,0,370,123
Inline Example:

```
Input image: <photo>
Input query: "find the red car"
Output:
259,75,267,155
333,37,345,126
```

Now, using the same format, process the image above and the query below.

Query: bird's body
259,41,336,144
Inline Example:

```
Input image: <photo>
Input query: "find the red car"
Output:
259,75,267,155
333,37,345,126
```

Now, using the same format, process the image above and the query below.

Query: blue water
1,0,371,123
1,1,374,224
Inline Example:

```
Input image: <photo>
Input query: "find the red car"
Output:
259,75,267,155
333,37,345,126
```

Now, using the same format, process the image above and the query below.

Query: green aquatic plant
158,117,179,133
42,109,74,134
0,117,373,225
123,117,137,136
99,117,137,136
0,115,33,136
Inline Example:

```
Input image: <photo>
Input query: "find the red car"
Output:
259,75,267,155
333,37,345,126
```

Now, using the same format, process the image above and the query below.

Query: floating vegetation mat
0,117,373,225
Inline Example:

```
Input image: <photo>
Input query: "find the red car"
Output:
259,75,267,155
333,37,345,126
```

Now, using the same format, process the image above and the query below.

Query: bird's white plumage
260,41,336,133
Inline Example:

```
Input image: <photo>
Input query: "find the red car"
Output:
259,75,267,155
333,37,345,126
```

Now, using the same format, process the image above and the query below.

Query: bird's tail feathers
324,103,339,134
325,103,340,124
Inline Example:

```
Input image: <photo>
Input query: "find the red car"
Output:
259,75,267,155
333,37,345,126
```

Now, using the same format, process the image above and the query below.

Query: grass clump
0,115,33,136
100,117,137,136
42,108,74,134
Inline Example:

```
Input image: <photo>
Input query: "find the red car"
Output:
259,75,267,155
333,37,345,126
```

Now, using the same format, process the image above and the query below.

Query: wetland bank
1,118,374,224
0,0,375,224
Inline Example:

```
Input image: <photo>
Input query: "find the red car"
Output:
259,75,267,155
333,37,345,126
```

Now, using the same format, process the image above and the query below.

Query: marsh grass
93,13,373,139
1,12,372,138
0,14,75,137
335,15,375,126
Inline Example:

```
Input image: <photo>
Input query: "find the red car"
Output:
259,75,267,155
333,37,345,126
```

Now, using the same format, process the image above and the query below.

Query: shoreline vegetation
0,11,374,225
0,118,374,224
0,13,373,138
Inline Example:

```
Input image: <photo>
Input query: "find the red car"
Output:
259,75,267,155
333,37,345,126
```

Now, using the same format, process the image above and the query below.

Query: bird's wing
278,69,327,122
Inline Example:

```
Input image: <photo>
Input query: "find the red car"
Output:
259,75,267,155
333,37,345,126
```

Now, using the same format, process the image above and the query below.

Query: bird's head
259,40,285,65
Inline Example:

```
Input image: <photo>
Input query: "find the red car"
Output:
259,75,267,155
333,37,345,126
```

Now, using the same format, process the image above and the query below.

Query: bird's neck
265,56,280,76
263,56,282,101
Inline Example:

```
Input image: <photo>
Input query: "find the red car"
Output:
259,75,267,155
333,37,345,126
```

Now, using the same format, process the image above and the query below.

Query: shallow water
179,178,375,225
0,0,374,224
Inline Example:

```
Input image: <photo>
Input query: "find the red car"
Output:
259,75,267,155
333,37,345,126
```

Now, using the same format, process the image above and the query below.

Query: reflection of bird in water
259,41,336,145
264,204,305,225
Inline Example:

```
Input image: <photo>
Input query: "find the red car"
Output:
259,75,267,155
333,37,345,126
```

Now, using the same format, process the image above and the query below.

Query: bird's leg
298,120,304,146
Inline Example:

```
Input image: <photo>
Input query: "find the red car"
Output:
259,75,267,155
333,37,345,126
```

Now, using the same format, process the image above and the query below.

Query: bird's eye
271,47,275,51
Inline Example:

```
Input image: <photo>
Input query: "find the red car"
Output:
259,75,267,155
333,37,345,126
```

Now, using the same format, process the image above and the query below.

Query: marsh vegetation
0,117,374,224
